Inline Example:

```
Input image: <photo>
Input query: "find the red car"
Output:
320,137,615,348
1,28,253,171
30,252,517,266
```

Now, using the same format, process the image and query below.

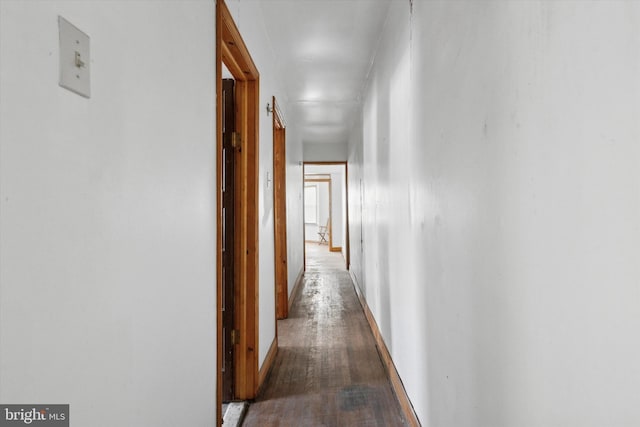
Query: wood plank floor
242,244,407,426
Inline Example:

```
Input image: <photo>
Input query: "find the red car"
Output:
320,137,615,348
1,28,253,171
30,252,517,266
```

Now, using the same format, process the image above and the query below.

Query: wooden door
217,0,261,409
222,78,236,401
273,99,288,319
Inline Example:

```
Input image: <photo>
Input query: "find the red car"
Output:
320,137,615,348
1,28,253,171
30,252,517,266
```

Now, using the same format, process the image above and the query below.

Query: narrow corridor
242,245,407,426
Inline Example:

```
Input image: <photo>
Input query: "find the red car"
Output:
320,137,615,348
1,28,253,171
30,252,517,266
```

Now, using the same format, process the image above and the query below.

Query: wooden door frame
302,162,350,270
272,97,288,320
216,0,260,422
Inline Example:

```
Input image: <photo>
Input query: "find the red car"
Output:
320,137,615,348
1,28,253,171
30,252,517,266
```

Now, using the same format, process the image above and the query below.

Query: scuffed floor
242,244,407,426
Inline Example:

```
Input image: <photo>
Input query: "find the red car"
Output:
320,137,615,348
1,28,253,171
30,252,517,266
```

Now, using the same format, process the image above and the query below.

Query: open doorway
303,162,349,270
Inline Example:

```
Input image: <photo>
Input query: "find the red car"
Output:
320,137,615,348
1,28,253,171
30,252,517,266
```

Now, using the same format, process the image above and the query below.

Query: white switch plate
58,16,90,98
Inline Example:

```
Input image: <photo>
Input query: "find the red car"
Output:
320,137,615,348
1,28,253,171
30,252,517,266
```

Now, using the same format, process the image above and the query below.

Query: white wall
349,1,640,426
347,116,364,285
285,125,305,296
304,142,347,162
329,172,343,249
226,0,305,367
0,1,216,426
340,169,347,263
319,181,330,240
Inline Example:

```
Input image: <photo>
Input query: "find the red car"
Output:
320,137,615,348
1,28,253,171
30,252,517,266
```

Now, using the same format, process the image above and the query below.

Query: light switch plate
58,16,90,98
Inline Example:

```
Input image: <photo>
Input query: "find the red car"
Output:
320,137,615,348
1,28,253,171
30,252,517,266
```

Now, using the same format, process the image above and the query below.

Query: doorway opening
216,0,260,425
303,162,350,271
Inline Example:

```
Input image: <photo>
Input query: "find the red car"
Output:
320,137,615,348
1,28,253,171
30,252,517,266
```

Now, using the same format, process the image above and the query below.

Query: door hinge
231,132,241,150
231,329,240,345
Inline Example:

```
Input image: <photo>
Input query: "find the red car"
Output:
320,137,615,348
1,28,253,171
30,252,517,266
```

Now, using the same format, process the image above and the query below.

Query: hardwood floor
242,244,407,426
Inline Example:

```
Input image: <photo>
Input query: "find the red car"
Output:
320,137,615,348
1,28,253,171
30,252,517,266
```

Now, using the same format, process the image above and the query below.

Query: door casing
216,0,260,423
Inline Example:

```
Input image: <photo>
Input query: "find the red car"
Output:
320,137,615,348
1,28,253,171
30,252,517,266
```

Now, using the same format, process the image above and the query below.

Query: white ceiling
259,0,391,144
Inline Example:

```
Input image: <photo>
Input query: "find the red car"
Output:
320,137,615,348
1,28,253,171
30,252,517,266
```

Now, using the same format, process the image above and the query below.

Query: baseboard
289,267,304,312
257,336,278,394
329,246,342,252
349,271,422,427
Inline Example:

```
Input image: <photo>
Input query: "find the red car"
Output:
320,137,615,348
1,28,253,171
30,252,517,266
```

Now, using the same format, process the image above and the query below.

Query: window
304,185,318,224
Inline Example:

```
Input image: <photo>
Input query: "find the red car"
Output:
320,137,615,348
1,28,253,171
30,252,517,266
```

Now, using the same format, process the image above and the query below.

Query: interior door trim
216,0,260,424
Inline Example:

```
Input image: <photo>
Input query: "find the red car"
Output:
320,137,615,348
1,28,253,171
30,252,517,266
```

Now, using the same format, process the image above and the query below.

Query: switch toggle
58,16,90,98
74,51,85,68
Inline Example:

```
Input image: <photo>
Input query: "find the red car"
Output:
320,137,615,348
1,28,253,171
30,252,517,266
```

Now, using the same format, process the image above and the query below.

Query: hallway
242,244,406,426
3,2,640,426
